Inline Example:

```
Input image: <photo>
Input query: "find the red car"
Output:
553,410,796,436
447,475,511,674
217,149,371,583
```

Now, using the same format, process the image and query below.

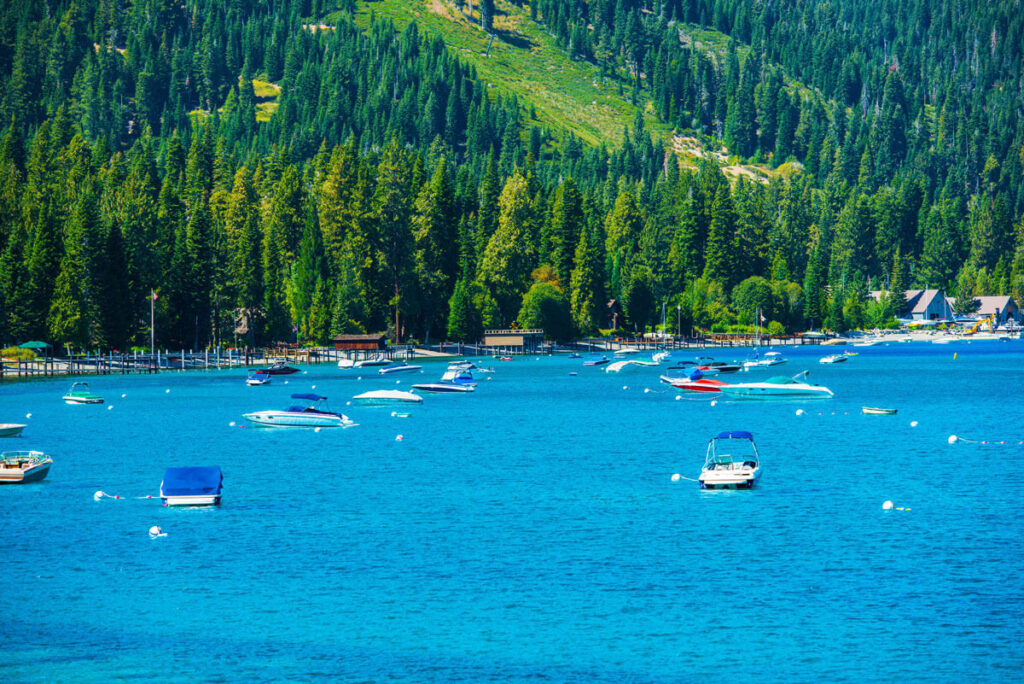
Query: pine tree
702,185,737,288
569,222,603,336
477,171,535,324
447,277,482,342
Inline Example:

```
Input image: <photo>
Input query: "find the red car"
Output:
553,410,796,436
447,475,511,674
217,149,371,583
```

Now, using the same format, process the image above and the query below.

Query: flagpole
150,290,155,360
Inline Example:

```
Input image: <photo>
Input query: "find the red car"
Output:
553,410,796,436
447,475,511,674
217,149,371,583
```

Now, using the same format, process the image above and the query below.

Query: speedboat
818,354,848,364
862,406,897,415
0,423,27,438
62,382,104,404
583,356,610,366
698,358,742,373
698,431,761,490
246,371,271,386
378,362,422,375
447,360,477,370
251,361,300,375
411,381,475,393
742,351,786,370
352,389,423,405
605,359,658,372
567,353,582,359
662,374,727,392
345,355,389,368
243,393,356,428
441,368,475,382
160,466,222,505
651,351,671,363
717,371,833,399
0,451,52,484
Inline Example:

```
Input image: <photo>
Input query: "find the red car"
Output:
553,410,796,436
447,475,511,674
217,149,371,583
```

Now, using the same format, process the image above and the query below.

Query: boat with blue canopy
698,431,762,489
245,371,271,386
160,466,223,506
243,394,356,428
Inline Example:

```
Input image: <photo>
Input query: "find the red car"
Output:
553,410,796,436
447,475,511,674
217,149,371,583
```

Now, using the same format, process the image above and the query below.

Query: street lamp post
677,305,681,346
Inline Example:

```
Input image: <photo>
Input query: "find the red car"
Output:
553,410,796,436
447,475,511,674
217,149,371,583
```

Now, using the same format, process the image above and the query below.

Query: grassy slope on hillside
349,0,668,148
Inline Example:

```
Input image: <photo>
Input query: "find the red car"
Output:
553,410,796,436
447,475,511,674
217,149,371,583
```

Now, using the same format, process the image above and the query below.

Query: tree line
0,0,1022,349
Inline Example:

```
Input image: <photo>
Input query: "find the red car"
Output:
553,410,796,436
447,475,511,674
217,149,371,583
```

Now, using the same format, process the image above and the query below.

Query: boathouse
481,329,544,353
332,333,387,351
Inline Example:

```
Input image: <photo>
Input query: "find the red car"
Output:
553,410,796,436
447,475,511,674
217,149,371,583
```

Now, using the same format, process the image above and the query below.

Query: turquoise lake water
2,341,1023,682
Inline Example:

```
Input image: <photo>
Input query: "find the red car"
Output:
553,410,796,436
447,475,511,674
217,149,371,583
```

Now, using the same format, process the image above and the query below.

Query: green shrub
1,347,37,361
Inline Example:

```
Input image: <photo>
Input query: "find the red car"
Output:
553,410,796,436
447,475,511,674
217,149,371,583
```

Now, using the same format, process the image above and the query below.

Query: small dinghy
62,382,104,405
862,406,897,415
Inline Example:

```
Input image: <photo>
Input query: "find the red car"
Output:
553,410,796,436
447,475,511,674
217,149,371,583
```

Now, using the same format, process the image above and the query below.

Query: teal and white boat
718,371,833,399
62,382,105,405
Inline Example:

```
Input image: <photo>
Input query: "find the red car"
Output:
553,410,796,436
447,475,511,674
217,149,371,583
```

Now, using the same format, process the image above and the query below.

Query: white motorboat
605,359,659,372
160,466,222,505
243,393,356,428
0,451,52,484
718,371,834,399
742,351,786,370
818,354,848,364
613,347,641,357
0,423,27,438
441,367,475,382
411,382,475,393
352,389,423,405
862,406,897,415
698,431,761,490
651,351,671,363
378,362,422,375
246,371,271,386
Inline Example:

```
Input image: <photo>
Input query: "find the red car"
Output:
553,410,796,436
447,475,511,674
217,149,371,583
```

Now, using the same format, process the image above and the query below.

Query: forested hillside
0,0,1022,350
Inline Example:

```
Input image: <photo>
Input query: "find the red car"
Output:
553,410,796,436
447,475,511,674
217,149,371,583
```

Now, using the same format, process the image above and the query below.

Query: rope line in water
948,434,1024,445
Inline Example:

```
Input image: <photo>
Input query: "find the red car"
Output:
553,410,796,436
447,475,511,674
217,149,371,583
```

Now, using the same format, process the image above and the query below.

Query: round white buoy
107,405,113,410
710,400,717,407
314,427,321,433
284,380,289,385
910,420,918,427
121,393,127,398
644,388,650,393
671,473,681,482
674,395,682,401
93,490,105,501
312,385,316,390
345,401,351,406
882,500,894,510
796,409,805,416
149,526,166,538
165,389,170,393
396,434,403,441
622,385,628,390
948,435,958,444
396,380,401,384
390,411,397,417
229,421,236,427
25,413,31,419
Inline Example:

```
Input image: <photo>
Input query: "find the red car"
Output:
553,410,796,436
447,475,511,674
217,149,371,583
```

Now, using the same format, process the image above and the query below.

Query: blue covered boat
698,431,761,489
160,466,223,506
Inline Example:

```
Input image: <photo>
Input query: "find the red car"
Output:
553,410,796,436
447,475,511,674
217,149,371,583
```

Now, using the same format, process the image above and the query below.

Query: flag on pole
760,313,766,323
151,290,158,301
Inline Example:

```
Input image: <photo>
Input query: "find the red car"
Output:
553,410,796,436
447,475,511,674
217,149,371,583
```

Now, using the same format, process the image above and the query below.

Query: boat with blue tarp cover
160,466,223,506
698,431,762,489
243,394,356,428
245,371,271,386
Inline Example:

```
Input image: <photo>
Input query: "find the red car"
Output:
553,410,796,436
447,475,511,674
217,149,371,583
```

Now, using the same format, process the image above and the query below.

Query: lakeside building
868,289,954,321
944,295,1022,325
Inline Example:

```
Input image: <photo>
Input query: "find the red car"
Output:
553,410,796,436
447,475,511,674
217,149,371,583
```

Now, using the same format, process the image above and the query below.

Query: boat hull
162,494,221,506
0,454,52,484
699,466,760,489
378,365,422,375
63,396,104,404
411,383,475,393
352,391,423,405
242,411,352,427
719,387,833,398
862,407,897,415
0,424,26,437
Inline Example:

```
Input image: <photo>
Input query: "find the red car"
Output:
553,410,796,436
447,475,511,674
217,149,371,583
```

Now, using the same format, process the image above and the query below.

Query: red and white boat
660,374,728,393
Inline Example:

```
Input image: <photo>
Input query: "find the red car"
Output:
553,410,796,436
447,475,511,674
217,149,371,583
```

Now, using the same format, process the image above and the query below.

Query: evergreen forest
1,0,1023,350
